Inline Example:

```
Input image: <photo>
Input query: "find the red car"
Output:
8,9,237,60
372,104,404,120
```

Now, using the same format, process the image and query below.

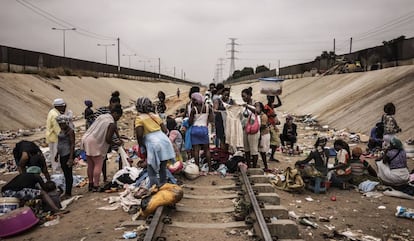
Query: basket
259,77,283,96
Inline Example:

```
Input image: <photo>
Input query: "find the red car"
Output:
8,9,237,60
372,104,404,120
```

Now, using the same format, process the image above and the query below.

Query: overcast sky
1,0,414,84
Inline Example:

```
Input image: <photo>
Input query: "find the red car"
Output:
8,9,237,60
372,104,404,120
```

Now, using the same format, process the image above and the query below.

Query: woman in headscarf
135,97,175,188
81,104,123,192
376,136,410,187
189,92,214,172
55,114,75,198
295,136,330,177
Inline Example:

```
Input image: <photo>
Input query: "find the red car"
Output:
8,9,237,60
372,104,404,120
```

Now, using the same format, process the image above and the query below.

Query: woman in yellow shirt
135,97,175,188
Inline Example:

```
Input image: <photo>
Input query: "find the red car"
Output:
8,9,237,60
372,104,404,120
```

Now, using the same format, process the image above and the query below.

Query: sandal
92,186,105,192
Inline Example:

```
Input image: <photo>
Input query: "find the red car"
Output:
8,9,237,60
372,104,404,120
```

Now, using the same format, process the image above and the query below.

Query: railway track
126,167,304,241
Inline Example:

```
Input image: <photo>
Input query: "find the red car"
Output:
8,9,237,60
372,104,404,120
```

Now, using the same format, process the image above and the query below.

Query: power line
354,10,414,41
16,0,116,41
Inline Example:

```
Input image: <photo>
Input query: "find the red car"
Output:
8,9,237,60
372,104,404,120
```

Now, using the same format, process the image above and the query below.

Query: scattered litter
395,206,414,219
295,200,302,203
270,217,278,223
244,229,254,236
97,203,120,211
288,210,300,220
43,216,60,227
228,229,238,235
384,190,414,200
362,191,383,198
299,217,318,229
114,227,126,231
305,197,314,202
122,231,137,239
61,195,82,210
377,206,386,210
324,224,335,230
340,230,381,241
319,216,330,222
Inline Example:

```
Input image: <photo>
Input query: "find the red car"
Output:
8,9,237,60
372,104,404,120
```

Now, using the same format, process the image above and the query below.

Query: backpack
245,113,260,134
272,167,304,192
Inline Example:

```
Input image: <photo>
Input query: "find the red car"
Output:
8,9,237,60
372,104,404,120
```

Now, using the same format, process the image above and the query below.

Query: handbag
245,113,260,134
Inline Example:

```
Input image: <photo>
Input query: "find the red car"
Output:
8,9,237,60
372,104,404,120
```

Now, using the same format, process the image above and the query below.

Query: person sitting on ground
280,115,297,151
367,122,384,154
382,102,402,140
349,147,379,185
376,136,410,189
328,139,352,189
1,166,66,214
43,180,62,211
13,140,51,181
295,136,330,178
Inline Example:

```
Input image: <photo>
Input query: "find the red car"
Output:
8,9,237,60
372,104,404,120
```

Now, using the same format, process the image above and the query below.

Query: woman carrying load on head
135,97,175,188
264,95,282,162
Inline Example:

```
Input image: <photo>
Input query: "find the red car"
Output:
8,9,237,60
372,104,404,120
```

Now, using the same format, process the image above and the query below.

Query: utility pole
117,38,120,72
227,38,238,78
333,38,336,55
173,66,176,77
158,58,161,80
181,69,184,80
350,37,353,54
278,60,280,76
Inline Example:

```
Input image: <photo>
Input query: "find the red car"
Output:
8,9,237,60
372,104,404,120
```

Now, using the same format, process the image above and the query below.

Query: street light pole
52,27,76,57
122,54,137,68
138,60,150,71
97,43,115,64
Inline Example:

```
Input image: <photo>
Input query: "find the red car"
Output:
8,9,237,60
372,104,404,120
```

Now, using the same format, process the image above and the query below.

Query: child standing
55,115,75,198
256,102,271,171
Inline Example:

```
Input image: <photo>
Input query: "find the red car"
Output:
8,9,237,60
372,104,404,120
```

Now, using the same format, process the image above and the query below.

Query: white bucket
0,197,20,215
259,77,283,95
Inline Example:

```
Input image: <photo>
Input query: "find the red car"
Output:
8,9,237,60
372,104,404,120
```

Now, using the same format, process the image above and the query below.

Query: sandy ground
1,67,414,240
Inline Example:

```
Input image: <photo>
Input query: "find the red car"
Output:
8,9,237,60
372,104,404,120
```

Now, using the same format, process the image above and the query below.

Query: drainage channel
136,168,303,241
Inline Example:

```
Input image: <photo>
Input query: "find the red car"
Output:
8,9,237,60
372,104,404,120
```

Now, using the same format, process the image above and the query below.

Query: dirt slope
0,74,190,131
1,65,413,141
230,65,414,141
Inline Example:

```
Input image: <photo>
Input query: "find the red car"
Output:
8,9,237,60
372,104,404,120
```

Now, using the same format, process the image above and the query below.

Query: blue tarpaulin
258,77,284,82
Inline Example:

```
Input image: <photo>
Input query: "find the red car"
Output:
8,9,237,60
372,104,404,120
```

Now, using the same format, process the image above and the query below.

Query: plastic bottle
299,217,318,229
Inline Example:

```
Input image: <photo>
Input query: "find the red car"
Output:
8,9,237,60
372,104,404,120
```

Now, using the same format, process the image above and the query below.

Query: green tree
255,65,269,73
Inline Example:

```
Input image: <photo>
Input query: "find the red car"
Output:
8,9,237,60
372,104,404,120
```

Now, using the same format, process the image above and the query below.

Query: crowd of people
2,84,413,217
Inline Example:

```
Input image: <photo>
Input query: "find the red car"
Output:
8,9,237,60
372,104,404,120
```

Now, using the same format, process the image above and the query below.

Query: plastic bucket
259,77,283,95
0,197,20,215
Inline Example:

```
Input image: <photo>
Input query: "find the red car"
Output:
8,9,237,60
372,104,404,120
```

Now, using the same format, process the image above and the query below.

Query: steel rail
240,168,273,241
